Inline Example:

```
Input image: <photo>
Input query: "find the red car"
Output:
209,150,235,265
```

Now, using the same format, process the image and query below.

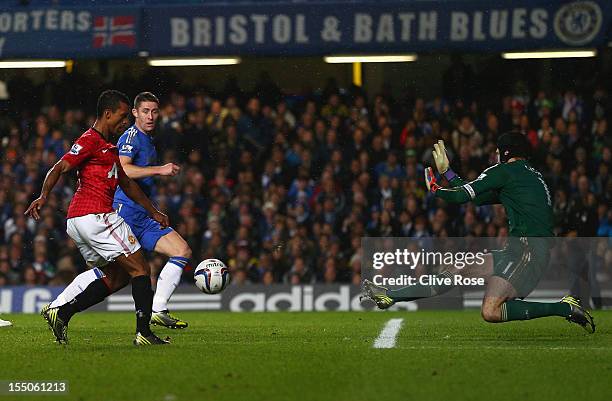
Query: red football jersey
61,128,125,218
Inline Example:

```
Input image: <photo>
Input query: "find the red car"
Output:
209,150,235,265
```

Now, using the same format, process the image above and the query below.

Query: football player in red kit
26,90,170,346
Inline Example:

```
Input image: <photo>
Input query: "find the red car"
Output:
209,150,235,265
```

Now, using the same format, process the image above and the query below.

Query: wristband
443,169,457,181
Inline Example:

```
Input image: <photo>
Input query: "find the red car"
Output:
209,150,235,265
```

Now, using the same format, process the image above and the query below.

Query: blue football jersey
114,125,158,212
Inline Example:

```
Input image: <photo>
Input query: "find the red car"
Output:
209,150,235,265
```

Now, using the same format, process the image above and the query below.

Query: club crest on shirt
128,235,136,245
70,144,83,155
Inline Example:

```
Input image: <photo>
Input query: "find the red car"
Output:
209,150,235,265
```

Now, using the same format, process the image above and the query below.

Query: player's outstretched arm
119,156,180,179
117,164,169,228
429,142,499,204
25,160,73,220
425,166,503,205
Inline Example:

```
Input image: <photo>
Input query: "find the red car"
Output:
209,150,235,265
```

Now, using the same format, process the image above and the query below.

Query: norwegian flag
93,15,136,48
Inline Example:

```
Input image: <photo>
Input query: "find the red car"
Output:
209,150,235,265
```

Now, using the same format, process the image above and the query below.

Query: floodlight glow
0,60,67,69
324,55,417,63
502,50,596,59
148,57,241,66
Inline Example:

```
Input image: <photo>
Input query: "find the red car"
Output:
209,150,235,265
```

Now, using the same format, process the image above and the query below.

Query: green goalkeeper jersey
435,160,554,237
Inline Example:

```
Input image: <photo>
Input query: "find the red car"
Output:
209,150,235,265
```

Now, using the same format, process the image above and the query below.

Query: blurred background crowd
0,68,610,288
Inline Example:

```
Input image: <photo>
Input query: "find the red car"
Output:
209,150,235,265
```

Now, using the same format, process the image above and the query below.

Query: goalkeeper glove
432,140,458,181
432,140,449,174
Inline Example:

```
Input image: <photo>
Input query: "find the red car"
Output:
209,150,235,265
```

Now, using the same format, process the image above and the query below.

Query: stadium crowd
0,69,610,288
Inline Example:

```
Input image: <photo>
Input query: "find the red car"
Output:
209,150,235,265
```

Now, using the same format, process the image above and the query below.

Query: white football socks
152,257,187,312
49,268,102,308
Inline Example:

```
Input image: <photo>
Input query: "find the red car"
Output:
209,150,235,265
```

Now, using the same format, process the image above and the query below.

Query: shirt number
108,163,118,179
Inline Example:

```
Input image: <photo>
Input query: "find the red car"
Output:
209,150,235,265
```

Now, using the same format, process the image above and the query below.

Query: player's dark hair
497,131,531,163
96,90,130,118
134,91,160,109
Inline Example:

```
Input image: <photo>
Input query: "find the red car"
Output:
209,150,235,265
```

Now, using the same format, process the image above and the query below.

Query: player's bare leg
480,276,516,322
100,263,132,292
151,231,191,329
361,254,494,308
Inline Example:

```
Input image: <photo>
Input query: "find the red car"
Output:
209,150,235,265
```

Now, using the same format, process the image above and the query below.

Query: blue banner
0,6,140,58
0,286,65,314
0,1,610,58
0,284,427,313
145,0,612,56
5,284,609,313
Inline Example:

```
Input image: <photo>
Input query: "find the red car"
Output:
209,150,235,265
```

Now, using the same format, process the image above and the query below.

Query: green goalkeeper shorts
491,237,551,297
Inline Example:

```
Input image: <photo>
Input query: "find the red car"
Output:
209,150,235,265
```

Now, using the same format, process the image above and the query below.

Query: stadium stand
0,68,610,287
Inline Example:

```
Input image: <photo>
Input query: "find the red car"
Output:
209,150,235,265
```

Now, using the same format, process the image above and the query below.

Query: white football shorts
66,211,141,267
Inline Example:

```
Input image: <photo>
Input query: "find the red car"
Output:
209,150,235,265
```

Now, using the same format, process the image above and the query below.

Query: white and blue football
194,259,230,294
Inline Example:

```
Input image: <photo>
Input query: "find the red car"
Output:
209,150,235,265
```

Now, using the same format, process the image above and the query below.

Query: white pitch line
373,318,404,349
396,346,612,351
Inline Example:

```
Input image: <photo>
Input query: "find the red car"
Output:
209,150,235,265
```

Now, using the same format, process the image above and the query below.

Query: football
194,259,230,294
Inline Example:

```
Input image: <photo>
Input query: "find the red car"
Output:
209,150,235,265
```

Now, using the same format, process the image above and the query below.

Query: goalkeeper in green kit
361,132,595,333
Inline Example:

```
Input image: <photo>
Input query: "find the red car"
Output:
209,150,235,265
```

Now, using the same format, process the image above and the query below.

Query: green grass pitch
1,311,611,401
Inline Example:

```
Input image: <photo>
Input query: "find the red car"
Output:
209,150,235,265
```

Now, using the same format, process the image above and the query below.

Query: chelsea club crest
554,1,602,46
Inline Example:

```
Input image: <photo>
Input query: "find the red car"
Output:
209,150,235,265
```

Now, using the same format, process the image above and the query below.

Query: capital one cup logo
554,1,602,46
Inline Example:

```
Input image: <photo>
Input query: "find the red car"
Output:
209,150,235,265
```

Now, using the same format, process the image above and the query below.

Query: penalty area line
373,318,404,349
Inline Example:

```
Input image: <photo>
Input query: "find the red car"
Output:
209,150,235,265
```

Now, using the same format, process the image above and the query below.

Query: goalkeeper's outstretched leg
361,253,595,333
